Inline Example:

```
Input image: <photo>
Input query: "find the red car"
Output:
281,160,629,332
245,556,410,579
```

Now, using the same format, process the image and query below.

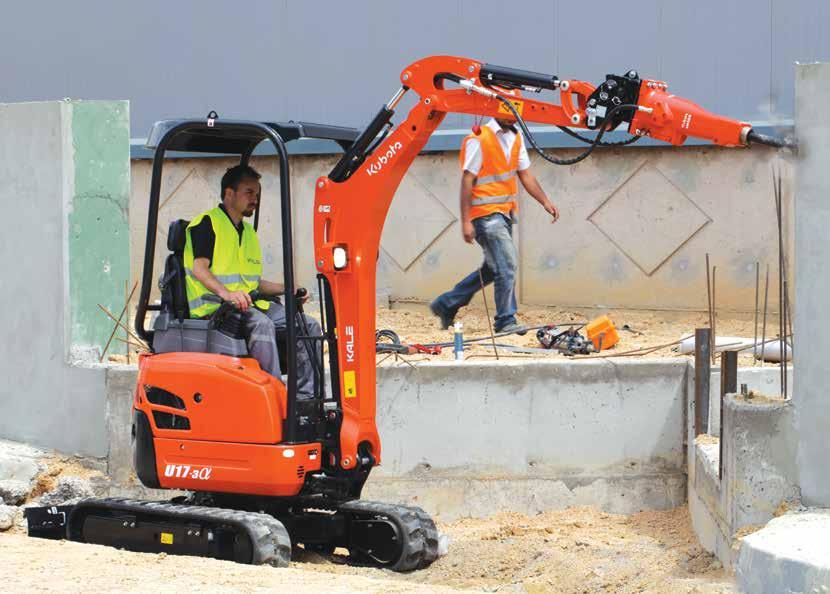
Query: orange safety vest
460,125,521,221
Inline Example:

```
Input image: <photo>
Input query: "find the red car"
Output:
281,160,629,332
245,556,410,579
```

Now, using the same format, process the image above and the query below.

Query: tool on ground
536,325,595,356
376,329,442,356
585,315,619,351
29,56,791,571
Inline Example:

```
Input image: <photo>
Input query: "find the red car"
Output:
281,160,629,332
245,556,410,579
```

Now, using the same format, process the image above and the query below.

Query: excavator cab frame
134,116,359,441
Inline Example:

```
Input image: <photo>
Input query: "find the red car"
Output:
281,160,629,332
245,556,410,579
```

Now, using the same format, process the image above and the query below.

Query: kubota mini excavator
27,56,790,570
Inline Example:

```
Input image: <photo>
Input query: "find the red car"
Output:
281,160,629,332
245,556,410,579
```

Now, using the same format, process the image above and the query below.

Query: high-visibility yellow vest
183,206,270,317
460,125,521,221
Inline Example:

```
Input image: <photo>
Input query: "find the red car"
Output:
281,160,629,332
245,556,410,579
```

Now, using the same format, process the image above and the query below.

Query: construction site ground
373,302,782,367
1,505,734,593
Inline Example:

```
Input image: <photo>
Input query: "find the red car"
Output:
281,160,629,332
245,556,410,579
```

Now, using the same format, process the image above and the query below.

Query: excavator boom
312,55,790,479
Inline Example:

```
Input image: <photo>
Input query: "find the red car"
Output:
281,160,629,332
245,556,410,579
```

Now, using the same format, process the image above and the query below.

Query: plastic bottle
453,321,464,361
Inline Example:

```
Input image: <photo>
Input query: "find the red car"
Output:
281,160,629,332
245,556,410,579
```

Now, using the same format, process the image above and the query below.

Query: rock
38,476,95,506
0,479,31,505
0,440,44,487
0,505,16,531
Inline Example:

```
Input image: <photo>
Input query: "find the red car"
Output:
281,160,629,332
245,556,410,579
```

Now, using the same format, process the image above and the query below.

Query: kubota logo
366,141,403,176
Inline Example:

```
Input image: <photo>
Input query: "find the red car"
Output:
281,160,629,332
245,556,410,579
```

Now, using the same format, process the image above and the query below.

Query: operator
430,117,559,334
184,164,322,399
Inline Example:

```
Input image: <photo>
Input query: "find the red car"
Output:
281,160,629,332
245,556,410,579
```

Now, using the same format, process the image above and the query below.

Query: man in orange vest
430,117,559,334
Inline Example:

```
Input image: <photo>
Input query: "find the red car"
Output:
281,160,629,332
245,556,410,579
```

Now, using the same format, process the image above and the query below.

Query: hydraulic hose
495,95,643,166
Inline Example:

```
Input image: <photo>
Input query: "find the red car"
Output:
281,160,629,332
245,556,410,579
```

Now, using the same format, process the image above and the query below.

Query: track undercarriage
29,495,440,572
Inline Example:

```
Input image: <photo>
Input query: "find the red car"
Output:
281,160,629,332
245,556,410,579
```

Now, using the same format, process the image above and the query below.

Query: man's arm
192,258,253,311
258,280,285,296
460,170,476,243
517,169,559,223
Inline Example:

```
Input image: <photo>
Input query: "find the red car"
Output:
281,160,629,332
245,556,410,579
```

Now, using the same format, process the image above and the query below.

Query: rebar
753,262,760,364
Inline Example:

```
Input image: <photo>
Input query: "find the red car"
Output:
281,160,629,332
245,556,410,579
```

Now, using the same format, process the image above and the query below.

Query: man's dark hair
221,165,261,200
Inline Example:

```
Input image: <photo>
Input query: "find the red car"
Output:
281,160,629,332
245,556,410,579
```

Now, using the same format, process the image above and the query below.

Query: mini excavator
27,56,790,570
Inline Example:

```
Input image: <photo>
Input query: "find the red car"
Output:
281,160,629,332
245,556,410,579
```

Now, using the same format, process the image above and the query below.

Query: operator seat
152,220,289,375
151,219,249,357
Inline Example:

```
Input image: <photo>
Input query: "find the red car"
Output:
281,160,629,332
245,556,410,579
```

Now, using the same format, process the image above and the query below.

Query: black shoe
429,300,455,330
495,322,528,336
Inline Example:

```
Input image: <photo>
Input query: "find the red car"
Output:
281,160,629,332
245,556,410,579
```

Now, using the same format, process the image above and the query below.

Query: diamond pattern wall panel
381,172,457,271
588,162,711,276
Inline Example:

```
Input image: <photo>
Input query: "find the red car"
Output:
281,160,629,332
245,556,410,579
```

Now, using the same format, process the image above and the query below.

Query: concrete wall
688,391,799,570
130,144,794,312
105,359,689,520
794,62,830,507
0,100,130,456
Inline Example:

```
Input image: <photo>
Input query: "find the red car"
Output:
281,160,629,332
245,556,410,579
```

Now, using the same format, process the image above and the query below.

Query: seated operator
184,164,322,399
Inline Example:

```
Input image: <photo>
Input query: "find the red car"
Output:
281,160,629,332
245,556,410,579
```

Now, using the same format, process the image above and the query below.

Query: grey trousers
243,302,322,399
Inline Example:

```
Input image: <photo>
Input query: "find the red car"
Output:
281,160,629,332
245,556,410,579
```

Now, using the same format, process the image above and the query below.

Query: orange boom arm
312,55,783,475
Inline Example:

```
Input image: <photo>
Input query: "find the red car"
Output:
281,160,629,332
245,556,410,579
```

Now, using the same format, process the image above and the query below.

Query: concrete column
794,63,830,505
0,100,129,457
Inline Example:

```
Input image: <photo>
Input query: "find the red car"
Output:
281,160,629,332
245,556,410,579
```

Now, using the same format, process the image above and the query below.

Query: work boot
429,300,456,330
496,321,528,336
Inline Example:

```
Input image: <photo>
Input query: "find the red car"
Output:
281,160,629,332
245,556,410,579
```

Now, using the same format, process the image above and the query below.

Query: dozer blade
66,498,291,567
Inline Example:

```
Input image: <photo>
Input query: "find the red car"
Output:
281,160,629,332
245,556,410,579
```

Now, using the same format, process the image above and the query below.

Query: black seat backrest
159,219,190,320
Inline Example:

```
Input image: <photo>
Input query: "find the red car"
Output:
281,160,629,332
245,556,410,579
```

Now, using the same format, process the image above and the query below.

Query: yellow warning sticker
497,99,524,116
160,532,174,545
343,370,357,399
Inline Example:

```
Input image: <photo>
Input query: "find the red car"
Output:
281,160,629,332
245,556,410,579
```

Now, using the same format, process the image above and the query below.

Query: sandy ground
1,505,734,593
110,303,785,369
373,303,785,367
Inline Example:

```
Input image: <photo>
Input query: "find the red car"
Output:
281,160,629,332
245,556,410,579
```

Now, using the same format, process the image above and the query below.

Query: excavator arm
311,55,789,486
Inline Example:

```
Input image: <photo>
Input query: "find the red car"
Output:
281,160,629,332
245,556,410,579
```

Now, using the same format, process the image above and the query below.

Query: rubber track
403,504,440,568
71,498,292,567
338,499,438,571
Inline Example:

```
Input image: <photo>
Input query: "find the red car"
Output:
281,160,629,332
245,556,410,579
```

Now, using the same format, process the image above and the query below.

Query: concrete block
737,510,830,594
0,440,44,485
105,366,138,483
0,505,16,531
722,394,799,530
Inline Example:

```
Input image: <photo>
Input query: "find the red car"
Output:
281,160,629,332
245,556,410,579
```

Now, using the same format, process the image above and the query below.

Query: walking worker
430,116,559,334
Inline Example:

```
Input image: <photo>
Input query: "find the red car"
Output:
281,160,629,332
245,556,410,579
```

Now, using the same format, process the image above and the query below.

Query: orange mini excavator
27,56,789,570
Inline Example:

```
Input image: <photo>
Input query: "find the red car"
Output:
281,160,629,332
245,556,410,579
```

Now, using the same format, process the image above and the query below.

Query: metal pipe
712,266,717,365
775,168,786,398
695,328,712,437
706,254,714,364
761,264,770,363
754,262,760,364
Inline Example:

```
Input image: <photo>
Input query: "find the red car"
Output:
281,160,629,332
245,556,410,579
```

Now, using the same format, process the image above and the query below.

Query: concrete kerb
105,358,690,520
737,509,830,594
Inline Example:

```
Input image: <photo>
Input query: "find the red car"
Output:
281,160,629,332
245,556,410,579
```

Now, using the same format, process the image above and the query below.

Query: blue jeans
433,213,518,330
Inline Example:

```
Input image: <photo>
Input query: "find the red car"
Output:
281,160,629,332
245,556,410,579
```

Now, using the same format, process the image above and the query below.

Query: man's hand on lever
219,289,253,311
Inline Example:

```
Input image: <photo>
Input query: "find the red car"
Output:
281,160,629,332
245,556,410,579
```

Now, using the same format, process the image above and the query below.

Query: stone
38,476,95,506
0,505,16,531
0,440,44,485
0,479,31,506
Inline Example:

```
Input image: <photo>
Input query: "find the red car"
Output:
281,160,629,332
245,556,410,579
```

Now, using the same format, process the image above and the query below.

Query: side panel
135,353,285,444
154,438,322,497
